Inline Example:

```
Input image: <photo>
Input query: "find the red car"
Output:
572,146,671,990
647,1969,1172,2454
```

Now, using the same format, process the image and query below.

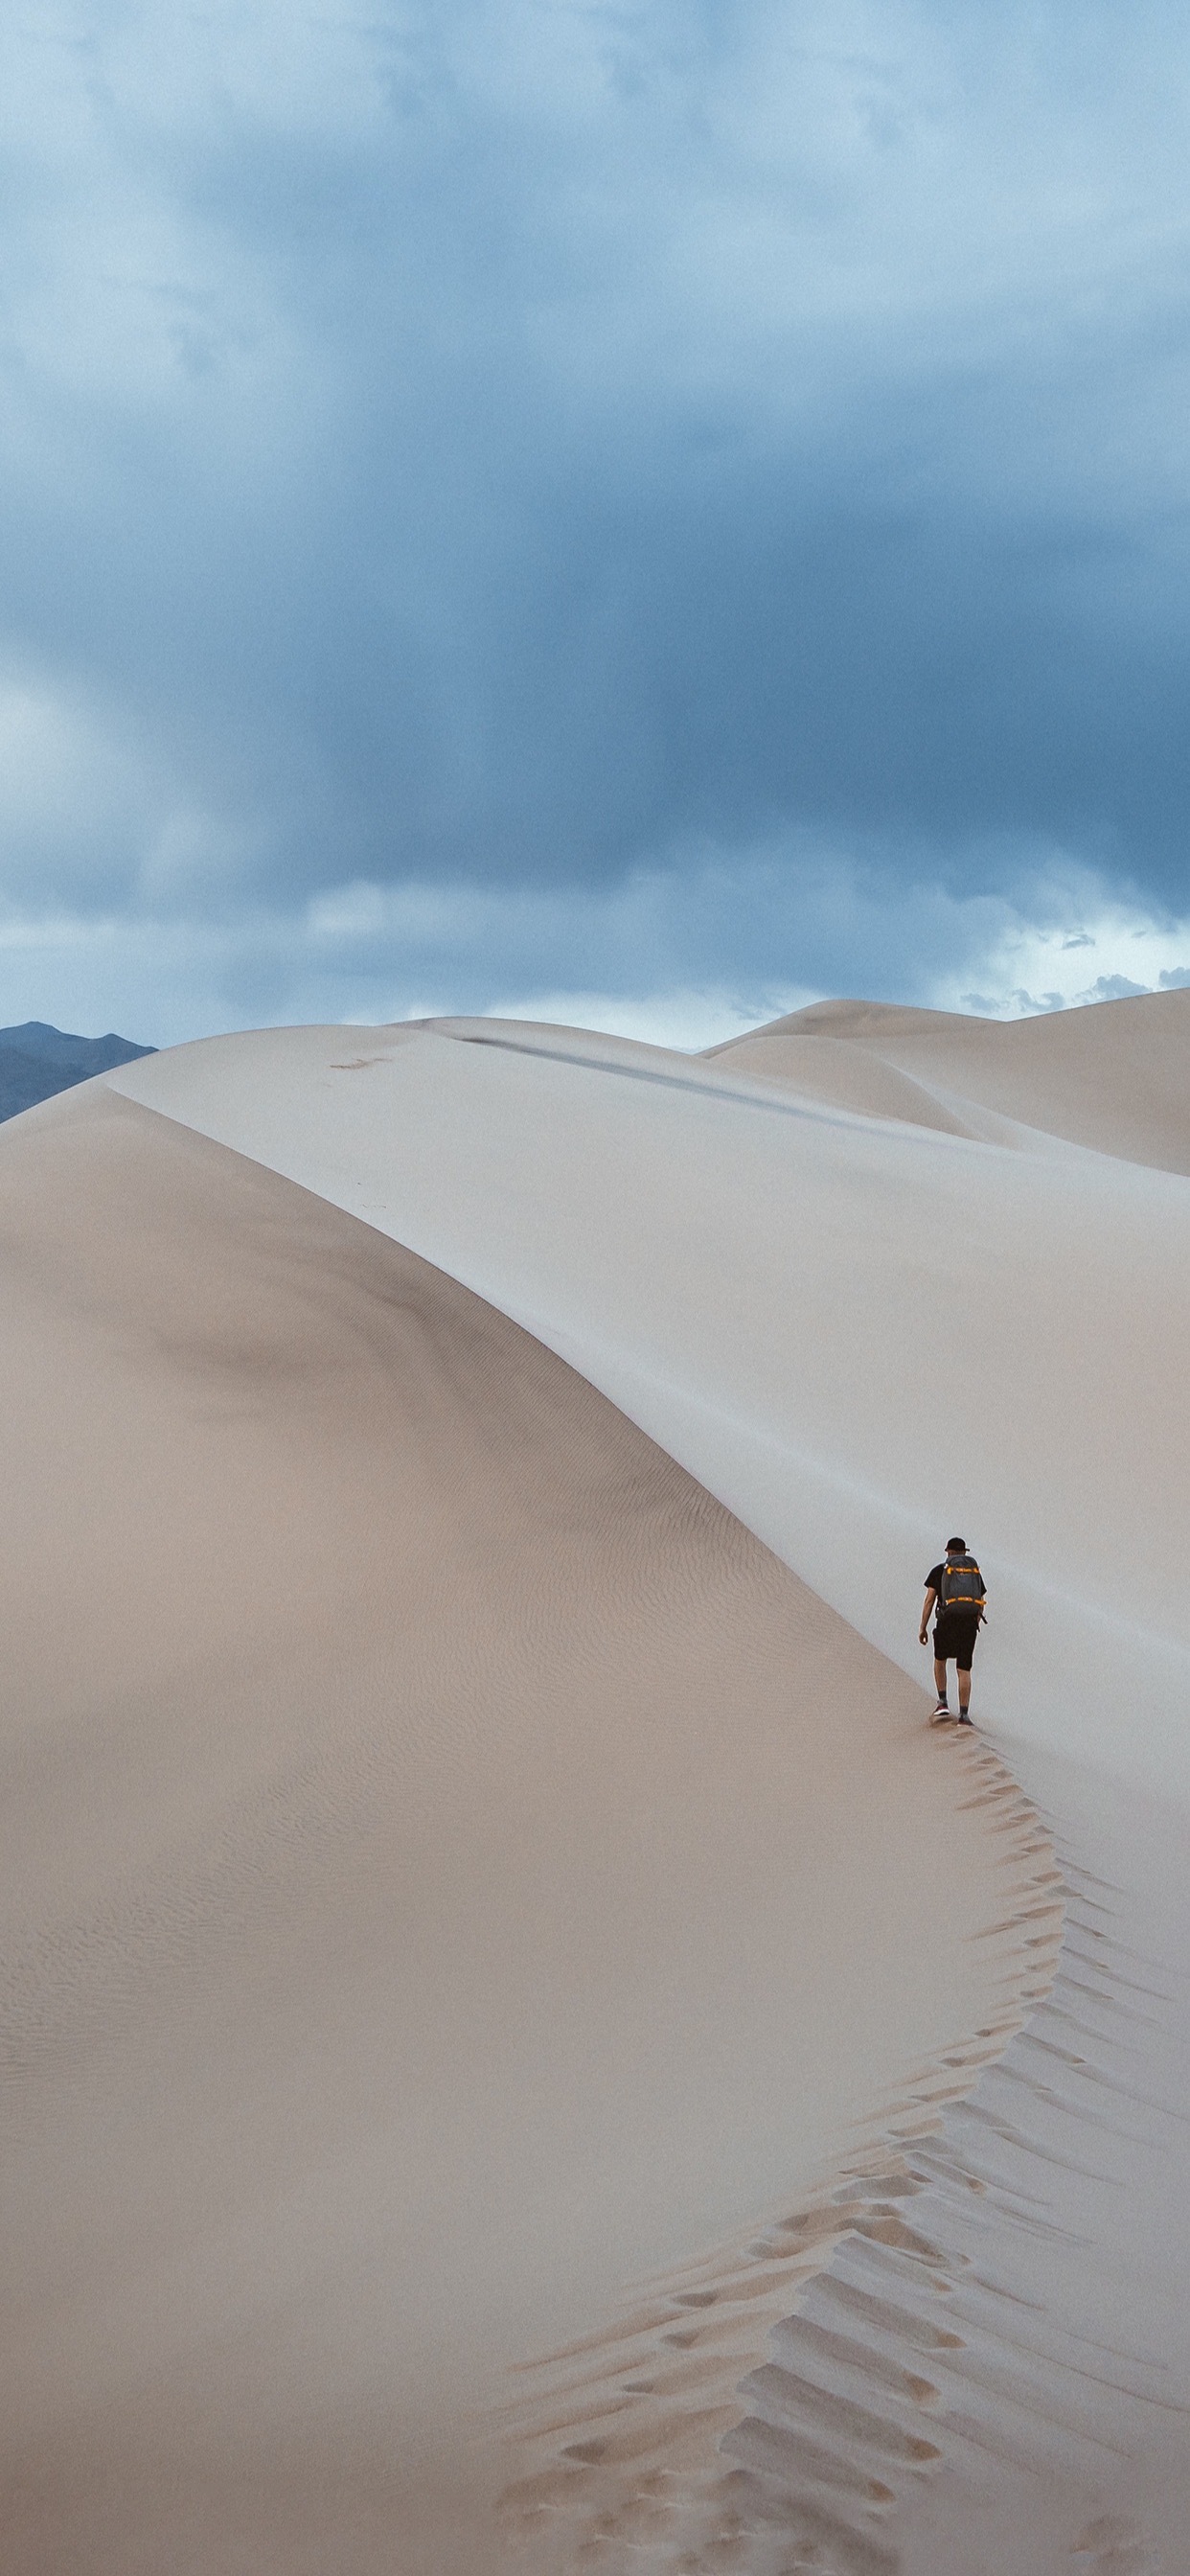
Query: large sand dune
711,988,1190,1172
104,1000,1190,1794
0,1083,1049,2575
3,988,1188,2571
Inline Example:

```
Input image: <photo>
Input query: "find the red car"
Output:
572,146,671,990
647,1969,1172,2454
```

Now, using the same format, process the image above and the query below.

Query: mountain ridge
0,1022,154,1124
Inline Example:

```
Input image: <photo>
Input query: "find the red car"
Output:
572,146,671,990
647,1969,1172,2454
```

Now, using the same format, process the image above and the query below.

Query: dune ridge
499,1730,1064,2575
105,1007,1190,1800
0,1083,1060,2575
686,1793,1189,2576
710,990,1190,1173
98,990,1190,2565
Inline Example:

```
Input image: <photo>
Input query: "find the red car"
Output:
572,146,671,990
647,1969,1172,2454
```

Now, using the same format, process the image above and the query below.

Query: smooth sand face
100,994,1190,2565
718,989,1190,1172
107,1011,1190,1799
0,1085,1049,2575
696,1032,975,1138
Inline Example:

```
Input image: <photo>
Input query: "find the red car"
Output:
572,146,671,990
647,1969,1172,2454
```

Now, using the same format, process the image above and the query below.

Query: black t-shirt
926,1561,984,1617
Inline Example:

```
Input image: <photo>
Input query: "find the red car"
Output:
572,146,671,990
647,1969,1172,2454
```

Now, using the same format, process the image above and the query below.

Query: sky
2,0,1190,1049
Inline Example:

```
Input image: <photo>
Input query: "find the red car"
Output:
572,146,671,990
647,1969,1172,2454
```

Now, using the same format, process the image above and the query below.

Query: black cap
946,1535,967,1552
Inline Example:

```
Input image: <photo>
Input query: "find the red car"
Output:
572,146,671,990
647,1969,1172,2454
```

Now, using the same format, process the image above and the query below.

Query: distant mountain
0,1022,155,1124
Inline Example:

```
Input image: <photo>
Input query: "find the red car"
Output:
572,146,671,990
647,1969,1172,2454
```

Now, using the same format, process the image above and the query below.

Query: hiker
920,1538,986,1724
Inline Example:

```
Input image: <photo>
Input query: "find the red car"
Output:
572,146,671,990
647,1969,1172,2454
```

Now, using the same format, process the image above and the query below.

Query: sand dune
0,1084,1050,2575
697,1031,975,1138
713,989,1190,1171
4,988,1188,2570
105,1010,1190,1795
97,994,1190,2566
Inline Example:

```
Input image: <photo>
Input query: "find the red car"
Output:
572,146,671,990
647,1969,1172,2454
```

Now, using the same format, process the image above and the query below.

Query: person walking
920,1538,986,1723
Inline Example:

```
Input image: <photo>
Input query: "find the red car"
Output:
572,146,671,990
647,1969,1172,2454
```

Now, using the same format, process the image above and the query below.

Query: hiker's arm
919,1588,937,1645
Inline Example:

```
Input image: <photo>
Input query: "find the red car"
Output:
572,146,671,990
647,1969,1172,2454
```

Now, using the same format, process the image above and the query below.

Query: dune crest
105,1008,1190,1799
97,989,1190,2563
500,1731,1062,2574
694,1031,973,1137
0,1084,1057,2574
711,989,1190,1172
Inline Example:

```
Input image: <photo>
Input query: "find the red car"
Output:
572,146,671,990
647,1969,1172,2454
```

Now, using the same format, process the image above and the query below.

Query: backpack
939,1553,985,1614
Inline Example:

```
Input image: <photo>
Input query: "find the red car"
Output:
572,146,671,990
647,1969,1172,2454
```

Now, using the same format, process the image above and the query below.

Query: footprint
1070,2515,1156,2574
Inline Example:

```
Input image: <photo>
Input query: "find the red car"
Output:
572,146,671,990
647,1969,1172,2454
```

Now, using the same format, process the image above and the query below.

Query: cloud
0,2,1189,1037
950,880,1190,1019
1076,975,1150,1003
4,828,1187,1051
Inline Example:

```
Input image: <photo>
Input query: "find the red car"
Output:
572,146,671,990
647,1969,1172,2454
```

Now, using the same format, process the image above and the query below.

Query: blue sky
2,0,1190,1046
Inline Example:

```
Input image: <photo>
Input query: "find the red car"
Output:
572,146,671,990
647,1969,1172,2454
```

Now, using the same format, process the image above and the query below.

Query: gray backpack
940,1553,985,1614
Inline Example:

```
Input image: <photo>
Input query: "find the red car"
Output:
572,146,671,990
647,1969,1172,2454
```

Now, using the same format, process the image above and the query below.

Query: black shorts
933,1612,980,1670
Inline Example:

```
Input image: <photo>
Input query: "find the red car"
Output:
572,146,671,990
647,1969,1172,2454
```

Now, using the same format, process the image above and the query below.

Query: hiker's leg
933,1656,949,1703
956,1635,974,1716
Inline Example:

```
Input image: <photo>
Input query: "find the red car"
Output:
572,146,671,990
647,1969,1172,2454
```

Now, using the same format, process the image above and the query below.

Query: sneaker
932,1700,950,1717
957,1712,973,1725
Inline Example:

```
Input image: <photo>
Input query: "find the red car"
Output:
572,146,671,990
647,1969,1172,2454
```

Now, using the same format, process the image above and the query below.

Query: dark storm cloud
1,0,1190,1033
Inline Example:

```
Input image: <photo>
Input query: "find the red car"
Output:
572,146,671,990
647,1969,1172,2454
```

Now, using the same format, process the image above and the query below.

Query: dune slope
0,1084,1049,2576
713,989,1190,1171
102,995,1190,2567
697,1030,974,1137
106,1011,1190,1797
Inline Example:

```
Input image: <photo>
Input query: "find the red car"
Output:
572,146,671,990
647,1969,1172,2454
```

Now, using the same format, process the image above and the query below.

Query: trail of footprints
499,1734,1175,2574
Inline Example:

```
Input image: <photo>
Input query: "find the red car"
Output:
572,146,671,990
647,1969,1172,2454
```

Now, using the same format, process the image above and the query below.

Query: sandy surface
713,989,1190,1172
0,1084,1052,2575
96,991,1190,2568
107,1006,1190,1798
